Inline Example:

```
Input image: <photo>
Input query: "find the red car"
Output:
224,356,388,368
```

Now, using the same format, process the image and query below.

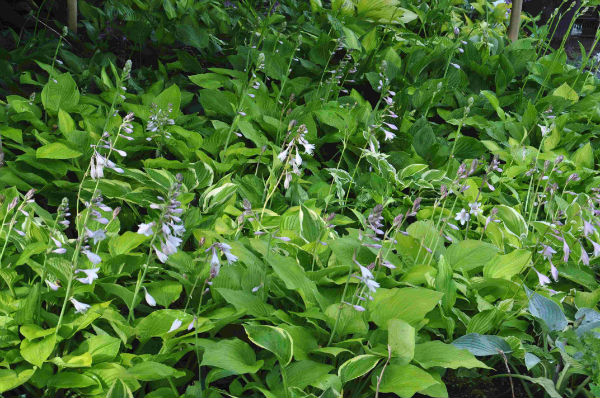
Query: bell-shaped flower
168,318,182,333
75,267,100,284
143,286,156,307
70,298,91,314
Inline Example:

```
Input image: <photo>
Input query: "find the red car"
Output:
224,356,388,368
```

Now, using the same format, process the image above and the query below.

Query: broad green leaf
146,281,182,308
572,142,594,169
286,360,333,390
49,372,97,388
244,324,293,366
268,254,326,310
413,341,489,369
452,333,512,356
300,205,322,242
217,288,275,317
496,205,528,239
445,240,498,271
36,142,82,159
483,249,531,279
128,361,185,381
20,334,56,367
135,310,195,339
154,84,181,116
338,355,380,384
58,109,75,134
370,288,443,328
526,288,568,332
388,319,415,363
552,82,579,102
41,73,80,114
0,368,36,393
109,231,148,256
201,339,263,374
375,364,439,397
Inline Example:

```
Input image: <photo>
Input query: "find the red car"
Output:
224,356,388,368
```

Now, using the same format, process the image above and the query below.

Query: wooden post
67,0,77,33
507,0,523,42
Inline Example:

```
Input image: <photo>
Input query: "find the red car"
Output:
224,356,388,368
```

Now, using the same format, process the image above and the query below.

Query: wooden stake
67,0,77,34
507,0,523,42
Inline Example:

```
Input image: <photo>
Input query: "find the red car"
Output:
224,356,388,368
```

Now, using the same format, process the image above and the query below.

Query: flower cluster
277,123,314,190
207,242,238,279
90,113,131,179
146,103,175,139
137,174,185,263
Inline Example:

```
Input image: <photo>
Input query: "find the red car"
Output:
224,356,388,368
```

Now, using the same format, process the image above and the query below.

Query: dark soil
412,372,545,398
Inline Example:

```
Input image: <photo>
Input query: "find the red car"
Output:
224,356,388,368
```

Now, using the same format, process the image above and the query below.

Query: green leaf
572,142,594,169
128,361,185,381
36,142,82,159
517,376,561,398
217,288,275,317
20,334,56,367
154,84,181,116
109,231,148,256
370,288,443,328
388,319,415,363
286,360,333,390
41,73,80,114
49,372,97,389
445,240,498,271
413,341,490,369
58,109,76,134
0,126,23,144
483,249,531,279
146,281,182,308
338,355,380,384
412,118,437,160
201,339,263,374
495,205,528,239
300,205,322,242
267,254,326,310
244,324,293,366
135,310,195,339
552,82,579,102
526,288,568,332
0,368,36,393
375,364,439,397
452,333,512,356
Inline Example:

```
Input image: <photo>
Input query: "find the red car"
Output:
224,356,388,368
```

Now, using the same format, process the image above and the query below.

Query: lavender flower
538,244,556,260
549,260,558,282
583,219,596,237
468,202,482,217
137,175,186,263
581,243,590,266
46,280,60,291
207,242,238,279
367,204,385,236
534,268,551,286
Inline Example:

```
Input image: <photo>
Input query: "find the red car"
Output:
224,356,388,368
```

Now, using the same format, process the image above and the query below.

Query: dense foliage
1,0,600,397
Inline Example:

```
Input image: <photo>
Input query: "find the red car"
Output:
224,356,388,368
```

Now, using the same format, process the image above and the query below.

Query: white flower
454,209,470,226
143,286,156,307
538,124,550,137
187,317,196,330
83,250,102,265
75,267,100,284
70,298,91,314
137,222,155,237
154,246,168,263
359,265,374,280
450,63,461,69
168,318,182,333
46,280,60,291
86,229,106,244
383,130,396,141
468,202,482,217
364,278,380,293
53,248,67,254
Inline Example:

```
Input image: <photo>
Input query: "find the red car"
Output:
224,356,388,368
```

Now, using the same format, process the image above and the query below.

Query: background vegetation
1,0,600,397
